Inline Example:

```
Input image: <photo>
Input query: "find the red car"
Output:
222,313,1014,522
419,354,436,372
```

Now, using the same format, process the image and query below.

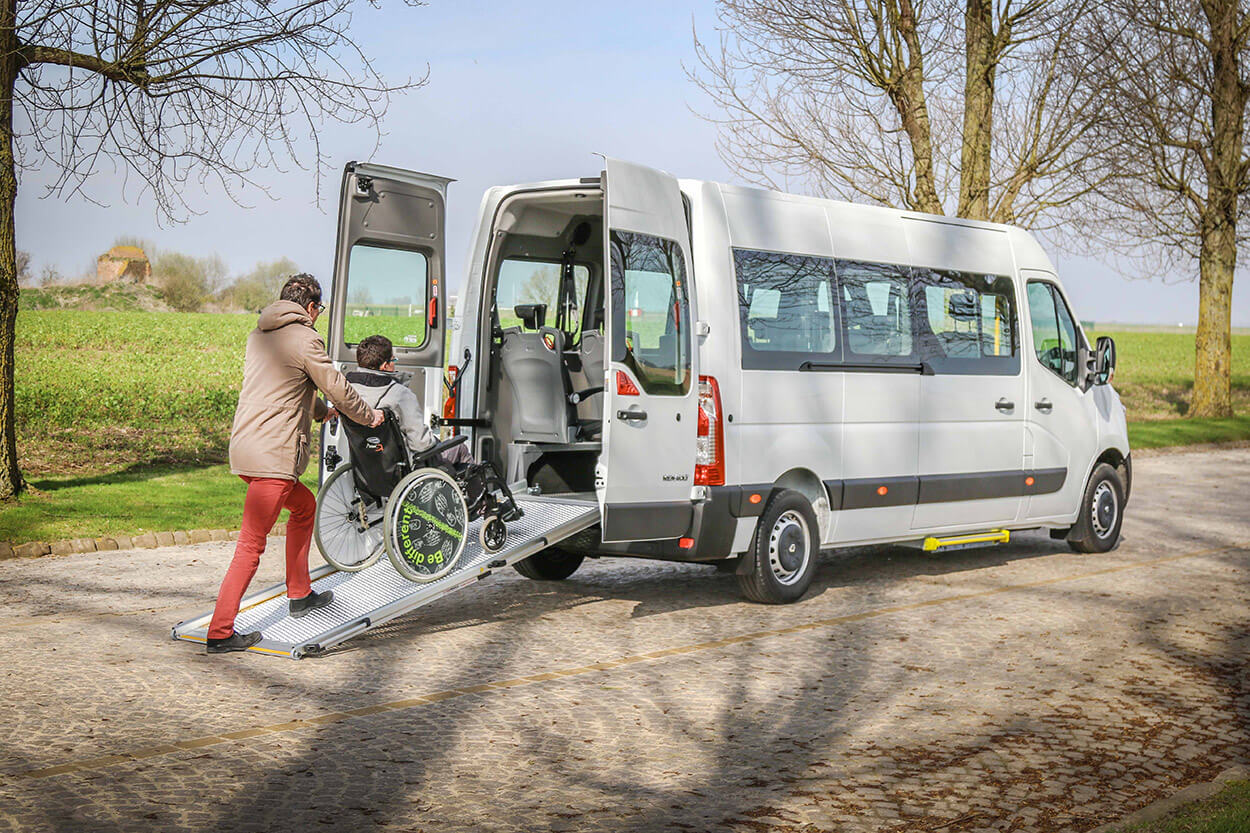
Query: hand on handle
369,408,385,428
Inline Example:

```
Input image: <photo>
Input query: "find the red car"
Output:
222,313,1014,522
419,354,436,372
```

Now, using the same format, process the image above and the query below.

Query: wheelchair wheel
480,516,506,553
314,464,386,572
384,467,469,582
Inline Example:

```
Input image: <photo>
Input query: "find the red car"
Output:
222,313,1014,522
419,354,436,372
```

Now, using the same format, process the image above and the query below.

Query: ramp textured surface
172,495,598,657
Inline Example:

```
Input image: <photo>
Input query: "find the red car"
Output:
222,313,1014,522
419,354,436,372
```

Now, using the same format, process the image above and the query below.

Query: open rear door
327,162,451,370
600,158,699,542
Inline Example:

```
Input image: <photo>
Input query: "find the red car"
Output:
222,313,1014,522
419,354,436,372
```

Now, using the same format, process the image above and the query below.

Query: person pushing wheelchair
206,275,384,654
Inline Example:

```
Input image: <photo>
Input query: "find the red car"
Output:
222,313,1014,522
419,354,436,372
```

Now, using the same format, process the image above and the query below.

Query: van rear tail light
442,365,458,420
695,375,724,486
616,370,640,396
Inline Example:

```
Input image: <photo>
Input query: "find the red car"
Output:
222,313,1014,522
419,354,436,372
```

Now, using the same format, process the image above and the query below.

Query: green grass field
1113,780,1250,833
1,308,1245,545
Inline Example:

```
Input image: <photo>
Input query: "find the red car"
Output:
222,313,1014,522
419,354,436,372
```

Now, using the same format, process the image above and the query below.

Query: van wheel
1067,463,1125,553
737,489,818,604
513,548,585,580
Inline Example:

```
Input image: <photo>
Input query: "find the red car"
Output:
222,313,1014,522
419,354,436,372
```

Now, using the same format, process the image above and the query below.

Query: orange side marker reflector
1025,476,1035,487
678,537,695,549
877,486,889,496
748,493,762,504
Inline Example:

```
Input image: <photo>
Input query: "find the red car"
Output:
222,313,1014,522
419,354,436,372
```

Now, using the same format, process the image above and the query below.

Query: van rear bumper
590,486,745,563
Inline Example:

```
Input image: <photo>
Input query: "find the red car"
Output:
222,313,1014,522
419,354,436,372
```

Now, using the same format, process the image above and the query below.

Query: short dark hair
280,273,322,309
356,335,394,370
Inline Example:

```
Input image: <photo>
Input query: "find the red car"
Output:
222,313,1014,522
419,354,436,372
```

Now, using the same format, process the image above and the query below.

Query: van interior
471,187,606,499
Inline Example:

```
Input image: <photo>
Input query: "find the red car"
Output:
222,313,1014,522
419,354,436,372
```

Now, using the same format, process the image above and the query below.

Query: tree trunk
0,0,22,498
958,0,996,220
1191,0,1243,419
893,0,945,216
1192,215,1235,417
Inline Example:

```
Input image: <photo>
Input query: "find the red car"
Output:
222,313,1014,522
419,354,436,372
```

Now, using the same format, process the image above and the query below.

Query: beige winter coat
229,301,375,480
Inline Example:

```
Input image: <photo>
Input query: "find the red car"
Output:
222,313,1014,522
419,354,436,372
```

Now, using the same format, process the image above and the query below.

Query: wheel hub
767,509,811,586
1091,482,1118,538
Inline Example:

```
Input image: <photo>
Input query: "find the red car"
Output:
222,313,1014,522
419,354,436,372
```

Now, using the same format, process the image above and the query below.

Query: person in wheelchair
345,335,472,469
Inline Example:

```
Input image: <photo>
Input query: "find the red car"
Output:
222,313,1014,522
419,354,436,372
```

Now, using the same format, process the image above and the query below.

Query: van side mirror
1095,336,1116,385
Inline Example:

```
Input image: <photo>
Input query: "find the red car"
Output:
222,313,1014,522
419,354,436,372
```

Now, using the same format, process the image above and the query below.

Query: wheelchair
313,410,522,582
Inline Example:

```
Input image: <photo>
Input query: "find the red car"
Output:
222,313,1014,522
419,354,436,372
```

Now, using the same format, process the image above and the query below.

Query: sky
15,0,1250,327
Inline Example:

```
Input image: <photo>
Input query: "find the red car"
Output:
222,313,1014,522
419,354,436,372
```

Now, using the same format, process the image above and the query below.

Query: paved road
0,449,1247,833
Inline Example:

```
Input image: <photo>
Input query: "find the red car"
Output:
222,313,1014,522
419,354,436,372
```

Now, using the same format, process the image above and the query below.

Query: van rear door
322,163,452,478
600,158,699,542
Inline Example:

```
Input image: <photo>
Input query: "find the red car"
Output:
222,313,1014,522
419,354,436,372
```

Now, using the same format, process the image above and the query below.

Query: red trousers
207,476,316,639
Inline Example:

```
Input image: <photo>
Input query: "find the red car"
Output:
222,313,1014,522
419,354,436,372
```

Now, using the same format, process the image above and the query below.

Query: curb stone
0,522,290,562
1089,765,1249,832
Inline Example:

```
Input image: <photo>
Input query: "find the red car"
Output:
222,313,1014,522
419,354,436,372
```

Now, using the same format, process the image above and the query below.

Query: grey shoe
206,631,262,654
289,589,334,618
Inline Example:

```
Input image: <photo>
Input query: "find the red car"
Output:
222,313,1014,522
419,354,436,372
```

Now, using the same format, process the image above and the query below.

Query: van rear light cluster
695,375,724,486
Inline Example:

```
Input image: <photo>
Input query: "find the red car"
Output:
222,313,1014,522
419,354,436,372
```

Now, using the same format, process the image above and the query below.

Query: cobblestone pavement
0,449,1247,833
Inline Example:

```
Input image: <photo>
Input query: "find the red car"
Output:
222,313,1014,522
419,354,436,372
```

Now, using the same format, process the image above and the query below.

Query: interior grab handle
994,398,1014,411
616,410,647,422
1034,398,1053,413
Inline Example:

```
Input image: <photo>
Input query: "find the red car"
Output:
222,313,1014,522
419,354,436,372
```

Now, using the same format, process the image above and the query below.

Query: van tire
736,489,819,604
1066,463,1125,553
513,548,585,580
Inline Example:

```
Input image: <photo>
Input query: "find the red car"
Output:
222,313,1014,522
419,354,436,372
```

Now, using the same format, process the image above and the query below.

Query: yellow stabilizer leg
922,529,1010,552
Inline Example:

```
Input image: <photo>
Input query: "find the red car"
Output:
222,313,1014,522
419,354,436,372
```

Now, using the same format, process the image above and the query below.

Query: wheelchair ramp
171,495,599,659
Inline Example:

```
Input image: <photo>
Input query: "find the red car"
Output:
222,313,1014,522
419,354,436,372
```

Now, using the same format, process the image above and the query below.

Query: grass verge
1127,416,1250,449
1115,780,1250,832
1,464,319,544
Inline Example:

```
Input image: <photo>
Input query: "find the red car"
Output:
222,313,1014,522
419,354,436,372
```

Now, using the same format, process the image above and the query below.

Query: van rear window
734,248,840,370
609,231,692,396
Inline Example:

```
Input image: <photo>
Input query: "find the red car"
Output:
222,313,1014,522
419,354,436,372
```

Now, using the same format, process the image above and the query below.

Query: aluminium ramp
171,495,599,659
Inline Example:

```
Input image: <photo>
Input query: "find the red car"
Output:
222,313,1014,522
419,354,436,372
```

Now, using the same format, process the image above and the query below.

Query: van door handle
1034,398,1053,413
616,410,647,422
995,398,1014,412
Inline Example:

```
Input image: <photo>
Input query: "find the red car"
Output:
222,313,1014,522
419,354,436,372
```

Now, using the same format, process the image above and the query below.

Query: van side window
609,231,692,396
834,260,914,360
1026,281,1079,385
913,269,1019,375
733,248,840,370
343,244,429,349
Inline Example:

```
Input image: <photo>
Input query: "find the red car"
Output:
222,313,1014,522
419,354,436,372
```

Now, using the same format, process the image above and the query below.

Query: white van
324,157,1130,604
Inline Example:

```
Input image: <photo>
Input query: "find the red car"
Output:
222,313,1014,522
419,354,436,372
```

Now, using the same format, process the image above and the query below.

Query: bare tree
0,0,427,498
690,0,1106,227
1075,0,1248,418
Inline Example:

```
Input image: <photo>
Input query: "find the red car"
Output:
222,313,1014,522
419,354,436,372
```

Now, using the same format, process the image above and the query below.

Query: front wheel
736,489,819,604
1067,462,1126,553
480,516,507,553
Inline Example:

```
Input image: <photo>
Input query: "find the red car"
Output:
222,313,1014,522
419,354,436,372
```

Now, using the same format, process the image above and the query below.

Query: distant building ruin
96,245,151,284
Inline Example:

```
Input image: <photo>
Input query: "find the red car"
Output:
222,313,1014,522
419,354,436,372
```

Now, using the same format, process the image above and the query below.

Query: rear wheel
736,489,819,604
314,464,385,572
1066,463,1125,553
514,548,585,580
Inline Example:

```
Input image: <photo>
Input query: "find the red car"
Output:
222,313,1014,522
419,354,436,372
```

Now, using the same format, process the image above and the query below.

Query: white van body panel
437,168,1127,557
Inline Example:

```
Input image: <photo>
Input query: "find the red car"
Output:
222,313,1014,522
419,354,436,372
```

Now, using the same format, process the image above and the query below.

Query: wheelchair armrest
568,386,604,405
411,434,469,467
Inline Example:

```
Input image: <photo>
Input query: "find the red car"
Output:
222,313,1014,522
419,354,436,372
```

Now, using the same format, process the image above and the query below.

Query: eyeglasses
313,301,325,313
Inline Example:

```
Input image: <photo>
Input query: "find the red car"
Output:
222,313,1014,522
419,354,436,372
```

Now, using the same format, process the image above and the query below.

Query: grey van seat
500,326,574,444
578,330,606,421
